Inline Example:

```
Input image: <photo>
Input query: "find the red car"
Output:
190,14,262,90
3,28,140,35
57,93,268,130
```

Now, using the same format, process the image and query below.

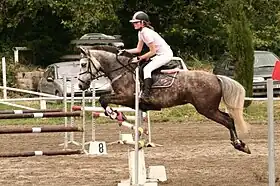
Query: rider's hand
131,56,140,63
117,49,126,55
137,56,148,62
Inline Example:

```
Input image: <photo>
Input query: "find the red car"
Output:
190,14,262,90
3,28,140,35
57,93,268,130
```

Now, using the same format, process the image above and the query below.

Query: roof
52,61,80,67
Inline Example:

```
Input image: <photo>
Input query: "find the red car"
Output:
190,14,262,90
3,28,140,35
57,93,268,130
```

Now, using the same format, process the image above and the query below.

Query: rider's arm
138,42,156,61
126,40,144,54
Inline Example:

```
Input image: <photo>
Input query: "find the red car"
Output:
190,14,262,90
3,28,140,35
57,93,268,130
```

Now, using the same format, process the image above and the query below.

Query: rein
79,52,137,84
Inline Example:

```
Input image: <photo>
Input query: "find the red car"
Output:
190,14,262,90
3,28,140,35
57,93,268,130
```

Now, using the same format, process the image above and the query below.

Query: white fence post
267,79,275,186
2,57,7,99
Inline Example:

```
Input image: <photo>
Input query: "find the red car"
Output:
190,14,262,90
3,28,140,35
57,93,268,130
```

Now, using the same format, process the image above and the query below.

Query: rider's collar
137,27,144,31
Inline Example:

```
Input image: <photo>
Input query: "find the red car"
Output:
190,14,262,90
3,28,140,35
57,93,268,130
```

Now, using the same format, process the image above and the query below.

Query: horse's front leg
98,93,147,136
99,93,133,121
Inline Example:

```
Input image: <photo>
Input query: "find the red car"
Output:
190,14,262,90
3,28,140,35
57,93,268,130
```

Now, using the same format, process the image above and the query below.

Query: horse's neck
101,57,137,82
111,72,136,94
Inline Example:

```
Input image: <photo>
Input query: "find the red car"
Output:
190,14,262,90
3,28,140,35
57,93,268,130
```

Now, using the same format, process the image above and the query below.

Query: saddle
139,60,183,88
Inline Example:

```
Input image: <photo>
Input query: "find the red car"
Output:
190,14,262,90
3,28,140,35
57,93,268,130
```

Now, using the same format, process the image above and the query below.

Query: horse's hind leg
196,108,251,154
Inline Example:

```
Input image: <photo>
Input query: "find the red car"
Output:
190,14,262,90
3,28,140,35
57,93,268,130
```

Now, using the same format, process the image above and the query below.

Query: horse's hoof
232,140,251,154
241,144,251,154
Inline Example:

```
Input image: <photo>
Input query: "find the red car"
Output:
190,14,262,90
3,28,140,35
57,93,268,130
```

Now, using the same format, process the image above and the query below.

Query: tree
226,0,254,106
246,0,280,54
0,0,121,66
116,0,228,59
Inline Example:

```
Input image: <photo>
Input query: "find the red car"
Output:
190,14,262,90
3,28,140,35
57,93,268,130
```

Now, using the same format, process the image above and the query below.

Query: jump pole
63,75,68,149
60,76,84,149
134,66,141,185
0,150,82,158
72,106,135,112
0,126,82,134
82,91,86,153
0,109,63,114
0,111,81,119
91,80,96,142
67,76,81,146
267,79,275,186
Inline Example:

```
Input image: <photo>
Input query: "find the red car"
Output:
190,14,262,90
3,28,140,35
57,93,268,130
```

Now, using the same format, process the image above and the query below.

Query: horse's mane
91,45,133,58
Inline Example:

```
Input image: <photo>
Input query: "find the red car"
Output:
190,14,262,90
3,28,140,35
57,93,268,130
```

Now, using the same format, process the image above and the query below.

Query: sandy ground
0,120,279,186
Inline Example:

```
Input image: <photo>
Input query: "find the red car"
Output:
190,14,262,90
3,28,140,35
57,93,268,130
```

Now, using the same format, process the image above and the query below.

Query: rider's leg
141,78,153,99
141,54,172,100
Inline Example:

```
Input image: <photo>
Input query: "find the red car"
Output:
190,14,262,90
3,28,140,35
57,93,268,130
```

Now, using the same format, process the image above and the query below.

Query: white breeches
143,51,173,79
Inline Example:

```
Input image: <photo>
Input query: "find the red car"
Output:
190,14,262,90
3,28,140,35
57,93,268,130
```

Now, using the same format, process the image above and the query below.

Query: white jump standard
118,65,167,186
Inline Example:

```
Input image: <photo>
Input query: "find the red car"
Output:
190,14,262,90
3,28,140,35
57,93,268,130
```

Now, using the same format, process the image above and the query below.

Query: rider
124,11,173,101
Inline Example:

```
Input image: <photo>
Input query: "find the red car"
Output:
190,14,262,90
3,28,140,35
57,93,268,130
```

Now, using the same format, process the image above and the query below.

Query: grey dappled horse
78,45,251,154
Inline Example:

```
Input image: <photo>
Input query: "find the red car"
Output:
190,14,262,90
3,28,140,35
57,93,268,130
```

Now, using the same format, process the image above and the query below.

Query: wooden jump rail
0,109,63,115
0,111,81,119
0,150,83,158
0,126,83,134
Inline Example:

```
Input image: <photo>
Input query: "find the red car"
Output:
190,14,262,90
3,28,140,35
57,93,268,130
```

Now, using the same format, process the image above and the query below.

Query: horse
78,45,251,154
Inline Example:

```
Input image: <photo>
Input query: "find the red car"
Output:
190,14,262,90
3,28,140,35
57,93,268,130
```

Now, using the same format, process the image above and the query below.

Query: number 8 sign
89,141,107,155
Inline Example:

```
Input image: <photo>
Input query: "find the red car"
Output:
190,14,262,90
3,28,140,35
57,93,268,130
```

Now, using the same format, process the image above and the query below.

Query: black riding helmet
129,11,149,23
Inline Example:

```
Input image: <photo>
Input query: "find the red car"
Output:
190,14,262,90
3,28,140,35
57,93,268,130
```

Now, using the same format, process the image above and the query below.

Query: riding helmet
129,11,149,23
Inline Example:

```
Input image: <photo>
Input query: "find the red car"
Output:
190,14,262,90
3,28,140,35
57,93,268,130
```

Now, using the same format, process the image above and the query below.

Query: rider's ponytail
143,21,154,30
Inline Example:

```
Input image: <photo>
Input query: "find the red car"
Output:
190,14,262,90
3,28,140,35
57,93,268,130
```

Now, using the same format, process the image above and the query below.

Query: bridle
78,57,103,85
78,50,137,85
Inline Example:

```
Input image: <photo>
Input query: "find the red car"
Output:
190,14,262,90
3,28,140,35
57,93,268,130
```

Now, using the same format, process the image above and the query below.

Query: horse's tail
217,75,250,134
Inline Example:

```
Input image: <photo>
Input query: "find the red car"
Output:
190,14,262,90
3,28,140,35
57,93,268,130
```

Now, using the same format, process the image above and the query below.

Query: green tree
50,0,121,37
0,0,72,66
0,0,121,66
246,0,280,55
226,0,254,105
116,0,229,60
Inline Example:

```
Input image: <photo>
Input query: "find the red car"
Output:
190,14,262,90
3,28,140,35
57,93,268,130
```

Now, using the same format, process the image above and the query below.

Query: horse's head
78,47,102,90
78,45,135,91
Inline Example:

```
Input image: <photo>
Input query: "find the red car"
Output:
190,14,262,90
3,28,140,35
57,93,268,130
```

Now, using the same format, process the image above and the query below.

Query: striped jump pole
72,105,135,112
92,112,137,121
0,111,81,119
0,150,82,158
0,109,63,115
0,126,83,134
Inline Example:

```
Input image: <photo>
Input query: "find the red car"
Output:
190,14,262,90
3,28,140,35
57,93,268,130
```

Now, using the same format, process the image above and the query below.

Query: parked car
37,61,112,97
71,33,124,49
213,50,280,97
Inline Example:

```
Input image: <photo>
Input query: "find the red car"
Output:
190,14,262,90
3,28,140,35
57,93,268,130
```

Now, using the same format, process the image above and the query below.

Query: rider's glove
117,49,126,55
131,56,141,63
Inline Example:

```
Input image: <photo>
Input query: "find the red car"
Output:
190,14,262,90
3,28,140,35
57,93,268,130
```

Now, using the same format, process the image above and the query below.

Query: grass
0,99,274,126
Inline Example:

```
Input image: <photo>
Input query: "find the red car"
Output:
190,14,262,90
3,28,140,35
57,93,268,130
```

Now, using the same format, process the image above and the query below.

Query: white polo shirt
138,27,172,55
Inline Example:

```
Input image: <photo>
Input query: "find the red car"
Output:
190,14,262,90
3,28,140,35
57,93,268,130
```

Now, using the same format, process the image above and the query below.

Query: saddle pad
151,72,178,88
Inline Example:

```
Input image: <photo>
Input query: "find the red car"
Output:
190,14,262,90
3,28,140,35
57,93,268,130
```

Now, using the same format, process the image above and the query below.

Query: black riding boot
141,78,152,102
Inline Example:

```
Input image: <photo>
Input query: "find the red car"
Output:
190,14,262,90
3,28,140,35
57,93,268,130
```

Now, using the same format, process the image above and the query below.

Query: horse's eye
81,63,87,68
